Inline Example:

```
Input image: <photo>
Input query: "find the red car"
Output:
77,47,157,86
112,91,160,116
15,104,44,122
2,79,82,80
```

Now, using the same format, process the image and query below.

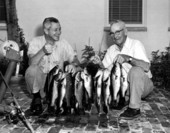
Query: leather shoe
119,107,140,120
30,98,43,115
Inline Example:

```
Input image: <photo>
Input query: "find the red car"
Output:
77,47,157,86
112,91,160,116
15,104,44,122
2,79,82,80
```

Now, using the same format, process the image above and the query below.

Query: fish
47,69,63,114
44,65,60,102
50,71,63,108
110,62,121,108
63,72,75,114
46,65,75,115
120,66,128,98
57,72,67,114
102,68,111,113
119,65,129,107
81,68,93,111
74,71,85,115
50,80,59,108
94,69,103,114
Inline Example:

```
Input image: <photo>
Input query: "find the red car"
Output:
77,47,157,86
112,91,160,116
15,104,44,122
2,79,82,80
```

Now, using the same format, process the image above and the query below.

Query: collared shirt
27,36,75,73
102,37,152,78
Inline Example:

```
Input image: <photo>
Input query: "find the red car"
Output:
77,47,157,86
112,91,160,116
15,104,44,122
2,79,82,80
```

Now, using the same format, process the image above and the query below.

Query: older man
92,20,154,120
25,17,79,115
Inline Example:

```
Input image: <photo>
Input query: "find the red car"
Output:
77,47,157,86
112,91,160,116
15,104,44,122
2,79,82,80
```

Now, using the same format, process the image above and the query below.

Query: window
0,0,6,22
107,0,146,27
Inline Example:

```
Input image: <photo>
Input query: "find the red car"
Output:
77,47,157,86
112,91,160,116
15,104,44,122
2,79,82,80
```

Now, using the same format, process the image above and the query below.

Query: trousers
127,66,154,109
25,65,47,98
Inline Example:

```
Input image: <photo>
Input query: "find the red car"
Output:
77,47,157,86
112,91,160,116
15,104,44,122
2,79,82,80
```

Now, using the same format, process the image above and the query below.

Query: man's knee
128,67,144,80
25,65,40,79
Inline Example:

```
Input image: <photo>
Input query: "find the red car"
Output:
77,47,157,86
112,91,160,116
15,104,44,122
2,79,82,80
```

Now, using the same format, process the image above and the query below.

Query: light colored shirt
102,37,152,78
27,36,75,73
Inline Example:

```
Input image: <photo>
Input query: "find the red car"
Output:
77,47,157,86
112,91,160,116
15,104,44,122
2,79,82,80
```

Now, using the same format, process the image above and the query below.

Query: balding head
110,20,126,31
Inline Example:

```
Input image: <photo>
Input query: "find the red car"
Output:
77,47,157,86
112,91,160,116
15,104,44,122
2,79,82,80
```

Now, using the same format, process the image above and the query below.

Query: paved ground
0,76,170,133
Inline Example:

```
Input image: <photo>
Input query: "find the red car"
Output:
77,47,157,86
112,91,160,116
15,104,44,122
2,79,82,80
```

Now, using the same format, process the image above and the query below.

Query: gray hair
43,17,60,30
110,20,126,29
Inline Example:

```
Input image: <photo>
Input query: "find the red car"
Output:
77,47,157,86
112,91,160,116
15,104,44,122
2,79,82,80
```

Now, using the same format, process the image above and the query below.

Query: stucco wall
0,30,7,42
16,0,105,59
0,0,169,60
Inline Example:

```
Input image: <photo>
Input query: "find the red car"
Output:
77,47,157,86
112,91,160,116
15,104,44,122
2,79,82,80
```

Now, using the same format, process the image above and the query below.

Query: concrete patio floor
0,76,170,133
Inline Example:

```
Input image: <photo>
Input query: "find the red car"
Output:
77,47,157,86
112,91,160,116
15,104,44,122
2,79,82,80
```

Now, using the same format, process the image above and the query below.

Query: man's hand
65,64,82,77
90,55,102,65
115,54,131,64
43,43,53,55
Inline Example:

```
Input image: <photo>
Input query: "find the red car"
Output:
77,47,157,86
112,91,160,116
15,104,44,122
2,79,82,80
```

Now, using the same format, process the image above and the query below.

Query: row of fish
44,62,129,116
95,63,129,114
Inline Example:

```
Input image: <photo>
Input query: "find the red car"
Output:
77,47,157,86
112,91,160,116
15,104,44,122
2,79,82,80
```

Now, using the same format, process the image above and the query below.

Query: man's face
46,22,61,42
110,23,127,48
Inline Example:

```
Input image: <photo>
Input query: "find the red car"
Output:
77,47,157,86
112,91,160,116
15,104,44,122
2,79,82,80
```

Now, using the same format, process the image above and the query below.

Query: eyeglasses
109,29,124,36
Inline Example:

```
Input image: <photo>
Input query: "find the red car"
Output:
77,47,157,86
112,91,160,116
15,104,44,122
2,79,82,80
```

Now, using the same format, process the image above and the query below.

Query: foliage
80,45,106,67
81,45,95,62
151,46,170,88
151,47,170,63
16,27,29,76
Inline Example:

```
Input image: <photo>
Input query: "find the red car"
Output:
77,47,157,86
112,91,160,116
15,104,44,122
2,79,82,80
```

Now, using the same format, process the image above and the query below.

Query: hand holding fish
90,55,105,69
90,55,101,64
65,64,81,76
115,54,131,64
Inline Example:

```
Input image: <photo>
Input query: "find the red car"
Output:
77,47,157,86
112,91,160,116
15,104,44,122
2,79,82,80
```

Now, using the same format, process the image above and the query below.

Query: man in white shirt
92,20,154,120
25,17,80,115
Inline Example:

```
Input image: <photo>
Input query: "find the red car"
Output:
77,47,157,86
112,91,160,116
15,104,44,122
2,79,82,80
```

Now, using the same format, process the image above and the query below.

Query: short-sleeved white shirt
102,37,152,78
27,36,75,73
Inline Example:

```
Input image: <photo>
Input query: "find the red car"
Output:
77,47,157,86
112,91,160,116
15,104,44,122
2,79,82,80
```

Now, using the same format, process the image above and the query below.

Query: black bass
44,65,60,102
50,71,63,109
102,68,111,113
58,72,67,114
64,73,74,114
110,63,121,108
94,69,104,114
119,65,129,107
120,66,128,98
81,68,93,111
74,71,85,115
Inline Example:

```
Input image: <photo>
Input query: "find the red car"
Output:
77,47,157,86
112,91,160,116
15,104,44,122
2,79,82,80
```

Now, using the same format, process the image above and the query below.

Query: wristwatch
128,57,132,63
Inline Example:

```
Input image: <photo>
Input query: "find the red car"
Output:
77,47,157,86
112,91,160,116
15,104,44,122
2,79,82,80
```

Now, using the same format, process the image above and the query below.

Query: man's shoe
119,107,140,120
30,98,43,115
33,104,42,115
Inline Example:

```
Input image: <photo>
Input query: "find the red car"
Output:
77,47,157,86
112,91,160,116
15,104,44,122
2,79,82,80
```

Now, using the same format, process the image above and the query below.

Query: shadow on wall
35,25,43,36
104,31,114,49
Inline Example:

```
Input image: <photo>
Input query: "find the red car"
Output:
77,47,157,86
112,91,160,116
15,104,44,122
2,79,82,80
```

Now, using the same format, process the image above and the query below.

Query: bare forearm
129,57,150,72
29,48,45,65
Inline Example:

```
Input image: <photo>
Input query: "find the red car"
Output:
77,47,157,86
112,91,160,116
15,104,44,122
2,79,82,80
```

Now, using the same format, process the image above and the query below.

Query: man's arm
128,57,150,72
29,43,53,65
28,48,45,65
116,54,150,72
